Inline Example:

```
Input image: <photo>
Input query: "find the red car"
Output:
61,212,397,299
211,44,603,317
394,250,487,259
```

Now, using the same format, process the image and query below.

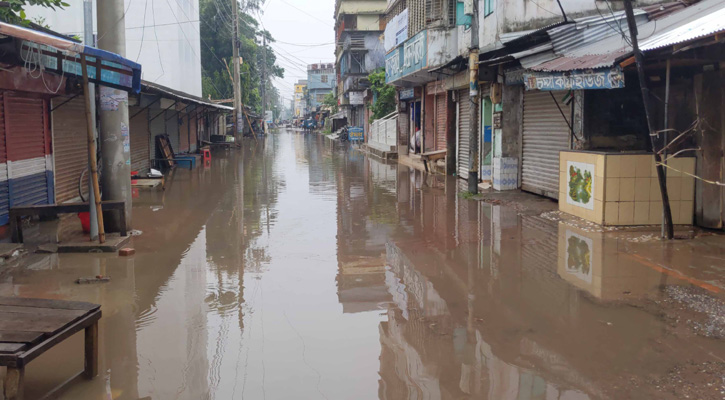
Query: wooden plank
0,306,89,319
0,312,82,335
0,297,99,312
15,310,101,368
0,331,45,345
0,343,27,354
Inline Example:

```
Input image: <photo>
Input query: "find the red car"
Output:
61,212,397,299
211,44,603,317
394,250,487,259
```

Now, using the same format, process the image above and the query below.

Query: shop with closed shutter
51,96,88,203
521,90,571,199
423,81,448,153
0,91,54,224
129,106,150,174
456,88,472,179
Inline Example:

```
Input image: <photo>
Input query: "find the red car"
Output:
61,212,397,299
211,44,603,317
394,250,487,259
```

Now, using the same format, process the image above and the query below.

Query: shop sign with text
385,30,427,84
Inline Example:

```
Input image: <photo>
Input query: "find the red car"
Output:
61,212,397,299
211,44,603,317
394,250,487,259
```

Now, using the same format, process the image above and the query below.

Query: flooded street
1,130,724,400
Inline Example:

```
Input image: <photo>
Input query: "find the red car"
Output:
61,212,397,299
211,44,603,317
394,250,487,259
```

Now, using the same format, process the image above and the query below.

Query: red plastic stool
202,148,211,162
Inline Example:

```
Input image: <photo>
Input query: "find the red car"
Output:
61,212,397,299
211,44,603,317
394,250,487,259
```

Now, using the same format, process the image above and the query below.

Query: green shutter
484,0,494,17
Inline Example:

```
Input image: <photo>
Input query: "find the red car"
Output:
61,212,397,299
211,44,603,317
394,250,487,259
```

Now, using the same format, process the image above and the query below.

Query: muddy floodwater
1,130,724,400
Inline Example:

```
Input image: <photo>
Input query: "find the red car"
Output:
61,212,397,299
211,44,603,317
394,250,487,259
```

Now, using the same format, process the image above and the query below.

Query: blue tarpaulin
0,21,142,93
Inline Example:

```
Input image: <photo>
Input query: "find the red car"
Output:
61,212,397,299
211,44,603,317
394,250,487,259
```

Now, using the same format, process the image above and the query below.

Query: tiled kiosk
559,151,695,226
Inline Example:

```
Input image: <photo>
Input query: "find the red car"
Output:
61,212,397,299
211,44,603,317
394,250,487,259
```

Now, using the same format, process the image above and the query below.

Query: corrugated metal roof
528,0,725,72
640,1,725,51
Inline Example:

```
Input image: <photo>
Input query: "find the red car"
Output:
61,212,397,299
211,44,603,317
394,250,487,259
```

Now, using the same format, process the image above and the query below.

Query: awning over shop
141,80,233,112
0,21,142,93
483,0,725,91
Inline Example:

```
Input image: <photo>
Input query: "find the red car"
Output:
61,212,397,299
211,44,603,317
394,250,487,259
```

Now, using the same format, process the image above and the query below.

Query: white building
27,0,202,97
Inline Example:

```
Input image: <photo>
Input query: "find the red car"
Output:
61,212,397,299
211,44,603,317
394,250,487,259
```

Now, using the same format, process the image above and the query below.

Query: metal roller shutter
52,96,88,203
0,93,8,224
5,93,52,207
522,90,571,199
166,111,179,154
149,109,166,160
424,92,435,152
178,114,189,153
435,93,447,151
457,88,471,179
190,114,198,152
130,107,150,173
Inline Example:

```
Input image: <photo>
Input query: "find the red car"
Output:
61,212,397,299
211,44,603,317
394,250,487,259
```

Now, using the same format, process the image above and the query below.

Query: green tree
199,0,284,114
368,68,396,122
0,0,69,24
322,91,338,114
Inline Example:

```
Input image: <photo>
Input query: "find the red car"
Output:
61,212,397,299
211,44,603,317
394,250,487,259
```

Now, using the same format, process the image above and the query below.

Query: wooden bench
0,297,101,400
421,150,447,173
9,201,127,244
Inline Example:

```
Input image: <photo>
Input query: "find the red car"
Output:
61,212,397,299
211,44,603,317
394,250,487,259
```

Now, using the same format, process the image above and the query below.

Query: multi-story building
27,0,202,97
307,63,336,111
294,80,308,119
334,0,387,129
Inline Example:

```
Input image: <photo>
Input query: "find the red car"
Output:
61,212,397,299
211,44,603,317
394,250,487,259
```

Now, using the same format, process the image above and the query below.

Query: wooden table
0,297,101,400
9,201,127,243
421,149,447,173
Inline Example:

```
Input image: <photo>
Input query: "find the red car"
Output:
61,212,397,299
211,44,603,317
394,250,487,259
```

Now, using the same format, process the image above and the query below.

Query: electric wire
135,0,150,62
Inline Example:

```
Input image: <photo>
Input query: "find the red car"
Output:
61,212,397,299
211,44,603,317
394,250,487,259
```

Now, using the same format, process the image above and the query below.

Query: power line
149,0,166,80
135,0,149,62
273,0,333,27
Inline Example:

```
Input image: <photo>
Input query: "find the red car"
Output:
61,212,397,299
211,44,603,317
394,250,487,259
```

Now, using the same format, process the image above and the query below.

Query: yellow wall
559,152,696,226
356,14,381,31
336,0,386,18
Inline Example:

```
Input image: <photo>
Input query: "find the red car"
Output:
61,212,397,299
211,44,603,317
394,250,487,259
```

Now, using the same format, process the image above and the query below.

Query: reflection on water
0,130,722,400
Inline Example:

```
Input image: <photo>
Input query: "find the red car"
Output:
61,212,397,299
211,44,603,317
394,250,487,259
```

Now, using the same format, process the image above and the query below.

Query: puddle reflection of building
381,239,591,400
556,224,675,300
335,150,398,313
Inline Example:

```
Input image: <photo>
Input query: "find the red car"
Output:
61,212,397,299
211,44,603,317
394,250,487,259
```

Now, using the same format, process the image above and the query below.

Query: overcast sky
256,0,336,108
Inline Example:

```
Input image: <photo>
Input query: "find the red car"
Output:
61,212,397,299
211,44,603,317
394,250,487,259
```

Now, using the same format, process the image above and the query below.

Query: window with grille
321,75,328,83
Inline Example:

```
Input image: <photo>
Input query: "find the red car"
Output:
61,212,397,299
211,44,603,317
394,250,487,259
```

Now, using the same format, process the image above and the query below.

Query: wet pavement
1,129,724,399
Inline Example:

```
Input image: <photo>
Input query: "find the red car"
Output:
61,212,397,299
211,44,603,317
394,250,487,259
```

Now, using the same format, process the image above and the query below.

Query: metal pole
232,0,242,142
623,0,674,239
468,2,480,194
97,0,132,231
262,36,267,133
83,0,98,241
662,58,671,237
81,55,106,244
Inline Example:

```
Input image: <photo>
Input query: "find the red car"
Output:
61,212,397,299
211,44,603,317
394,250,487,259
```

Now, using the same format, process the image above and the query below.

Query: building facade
307,63,336,111
294,80,308,119
27,0,203,97
334,0,387,130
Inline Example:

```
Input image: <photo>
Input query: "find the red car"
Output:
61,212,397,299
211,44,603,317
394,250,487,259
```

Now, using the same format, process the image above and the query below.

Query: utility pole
261,36,267,125
83,0,98,241
468,1,480,194
623,0,674,239
232,0,242,141
97,0,132,230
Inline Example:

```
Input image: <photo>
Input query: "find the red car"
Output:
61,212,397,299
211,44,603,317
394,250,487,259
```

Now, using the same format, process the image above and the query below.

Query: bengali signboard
399,88,415,100
349,127,364,142
384,8,409,52
385,30,428,84
524,68,625,91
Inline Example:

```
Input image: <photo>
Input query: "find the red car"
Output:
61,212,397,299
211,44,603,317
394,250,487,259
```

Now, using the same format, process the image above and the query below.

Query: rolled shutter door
424,93,434,152
0,93,8,224
457,89,470,179
52,96,88,203
150,109,166,160
130,107,150,173
178,115,189,153
5,93,52,207
166,111,179,154
435,93,446,151
521,90,571,199
190,114,198,152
